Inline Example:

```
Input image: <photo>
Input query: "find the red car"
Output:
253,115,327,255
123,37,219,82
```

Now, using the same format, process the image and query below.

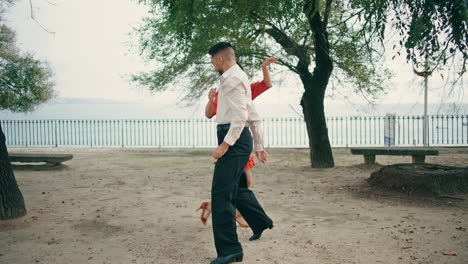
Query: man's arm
248,119,268,163
248,119,263,151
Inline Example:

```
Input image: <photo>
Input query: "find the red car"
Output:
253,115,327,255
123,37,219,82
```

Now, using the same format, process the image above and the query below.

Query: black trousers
211,125,273,256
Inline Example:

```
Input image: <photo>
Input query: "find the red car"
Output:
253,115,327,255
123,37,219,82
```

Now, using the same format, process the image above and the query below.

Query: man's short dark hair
208,42,233,56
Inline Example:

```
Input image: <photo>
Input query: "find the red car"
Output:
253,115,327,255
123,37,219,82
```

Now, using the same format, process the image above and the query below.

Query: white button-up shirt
216,64,264,151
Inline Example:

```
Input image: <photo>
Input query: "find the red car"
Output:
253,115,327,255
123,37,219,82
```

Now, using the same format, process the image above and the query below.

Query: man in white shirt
208,42,273,264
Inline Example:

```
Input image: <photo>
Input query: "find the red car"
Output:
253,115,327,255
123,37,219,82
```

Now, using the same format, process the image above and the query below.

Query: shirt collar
220,64,240,82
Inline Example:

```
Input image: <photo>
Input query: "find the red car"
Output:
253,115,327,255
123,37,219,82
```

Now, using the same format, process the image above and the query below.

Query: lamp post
414,61,431,147
423,73,429,147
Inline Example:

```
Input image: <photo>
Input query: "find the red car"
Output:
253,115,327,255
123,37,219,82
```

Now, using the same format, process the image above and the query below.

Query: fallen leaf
441,250,457,256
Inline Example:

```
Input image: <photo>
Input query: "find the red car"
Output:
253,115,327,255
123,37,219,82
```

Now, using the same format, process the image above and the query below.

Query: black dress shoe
210,252,243,264
249,222,273,241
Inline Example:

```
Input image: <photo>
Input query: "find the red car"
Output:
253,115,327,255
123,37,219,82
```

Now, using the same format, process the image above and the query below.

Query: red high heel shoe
197,201,211,225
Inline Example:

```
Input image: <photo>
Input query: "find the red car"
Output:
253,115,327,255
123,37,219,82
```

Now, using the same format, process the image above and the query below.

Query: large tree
133,0,466,168
134,0,390,168
0,0,55,220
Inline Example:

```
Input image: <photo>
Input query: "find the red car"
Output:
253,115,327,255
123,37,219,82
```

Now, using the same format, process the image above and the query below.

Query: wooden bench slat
350,148,439,165
8,153,73,164
351,148,439,155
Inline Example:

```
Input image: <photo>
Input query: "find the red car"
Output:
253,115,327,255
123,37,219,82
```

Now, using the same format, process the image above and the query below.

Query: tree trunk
300,1,335,168
0,123,26,220
300,71,334,168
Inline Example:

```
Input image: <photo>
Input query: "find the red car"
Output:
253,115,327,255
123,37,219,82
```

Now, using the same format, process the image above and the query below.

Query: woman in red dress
198,57,277,227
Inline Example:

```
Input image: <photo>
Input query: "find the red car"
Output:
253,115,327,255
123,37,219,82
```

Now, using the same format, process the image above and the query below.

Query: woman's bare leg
235,209,249,227
245,169,253,188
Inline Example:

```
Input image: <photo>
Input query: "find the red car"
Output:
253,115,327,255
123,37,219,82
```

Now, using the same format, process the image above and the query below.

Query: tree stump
368,163,468,195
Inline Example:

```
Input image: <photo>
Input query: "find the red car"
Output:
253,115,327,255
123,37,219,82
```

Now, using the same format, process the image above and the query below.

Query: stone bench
350,148,439,165
9,153,73,166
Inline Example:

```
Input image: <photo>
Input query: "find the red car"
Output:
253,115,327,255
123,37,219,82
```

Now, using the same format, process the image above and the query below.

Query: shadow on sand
12,163,70,171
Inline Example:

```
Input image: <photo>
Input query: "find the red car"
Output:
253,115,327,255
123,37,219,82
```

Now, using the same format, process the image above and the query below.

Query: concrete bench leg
364,155,376,164
412,155,425,163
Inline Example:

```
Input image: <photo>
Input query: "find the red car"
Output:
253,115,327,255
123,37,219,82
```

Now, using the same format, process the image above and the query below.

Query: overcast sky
4,0,467,108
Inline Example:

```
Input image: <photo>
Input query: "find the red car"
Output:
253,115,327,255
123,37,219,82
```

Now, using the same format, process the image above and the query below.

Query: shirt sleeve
222,77,248,146
250,80,272,100
248,119,264,151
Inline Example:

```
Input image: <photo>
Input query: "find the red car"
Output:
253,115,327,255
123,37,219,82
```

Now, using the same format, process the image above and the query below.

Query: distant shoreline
1,101,467,120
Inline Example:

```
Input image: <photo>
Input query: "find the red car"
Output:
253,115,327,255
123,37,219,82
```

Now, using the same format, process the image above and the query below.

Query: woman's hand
261,57,278,69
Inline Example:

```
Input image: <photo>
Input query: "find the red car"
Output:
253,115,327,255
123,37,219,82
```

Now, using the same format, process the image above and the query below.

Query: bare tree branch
45,0,57,6
29,0,55,34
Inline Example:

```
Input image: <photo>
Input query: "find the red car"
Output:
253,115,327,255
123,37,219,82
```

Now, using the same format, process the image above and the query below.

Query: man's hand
208,88,217,101
212,141,230,159
255,150,269,163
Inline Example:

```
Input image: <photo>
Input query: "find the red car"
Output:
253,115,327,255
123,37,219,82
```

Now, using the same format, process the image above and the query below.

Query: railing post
345,116,348,148
192,119,195,148
26,120,30,147
121,120,124,148
54,120,58,147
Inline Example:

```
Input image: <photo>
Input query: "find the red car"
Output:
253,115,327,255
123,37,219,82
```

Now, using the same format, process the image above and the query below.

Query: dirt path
1,148,467,264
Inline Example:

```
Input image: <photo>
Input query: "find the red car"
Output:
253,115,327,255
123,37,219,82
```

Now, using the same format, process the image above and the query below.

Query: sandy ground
0,147,467,264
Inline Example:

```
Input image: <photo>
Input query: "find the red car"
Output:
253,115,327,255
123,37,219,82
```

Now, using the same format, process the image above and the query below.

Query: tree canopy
353,0,467,74
133,0,390,102
134,0,466,99
0,0,55,113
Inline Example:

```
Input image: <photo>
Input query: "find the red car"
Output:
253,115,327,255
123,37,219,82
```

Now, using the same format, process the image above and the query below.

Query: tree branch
264,26,310,71
29,0,55,34
327,9,364,29
2,80,26,98
46,1,58,6
250,10,310,72
302,30,311,47
303,0,332,69
241,50,300,74
323,0,333,30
